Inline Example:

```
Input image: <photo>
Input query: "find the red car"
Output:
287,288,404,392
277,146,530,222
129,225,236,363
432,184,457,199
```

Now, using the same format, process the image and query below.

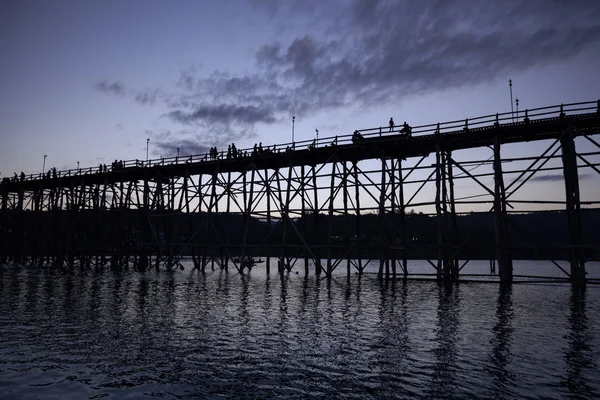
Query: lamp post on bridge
77,161,79,169
146,138,150,163
509,79,514,122
316,129,319,147
516,98,519,120
42,155,47,174
292,116,295,146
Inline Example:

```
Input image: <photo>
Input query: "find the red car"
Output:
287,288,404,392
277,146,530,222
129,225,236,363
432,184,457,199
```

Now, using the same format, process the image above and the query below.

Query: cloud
94,80,126,96
531,173,593,182
166,104,276,125
154,138,210,158
95,1,600,139
146,128,254,158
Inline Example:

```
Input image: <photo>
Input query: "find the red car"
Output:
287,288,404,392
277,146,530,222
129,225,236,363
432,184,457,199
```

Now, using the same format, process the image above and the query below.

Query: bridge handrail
4,100,598,184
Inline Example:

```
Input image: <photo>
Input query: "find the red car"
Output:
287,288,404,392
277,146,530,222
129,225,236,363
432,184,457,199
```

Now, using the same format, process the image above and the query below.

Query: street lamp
516,98,519,120
509,79,514,122
146,138,150,162
292,116,295,144
177,147,180,158
77,161,79,169
42,155,47,174
315,129,319,146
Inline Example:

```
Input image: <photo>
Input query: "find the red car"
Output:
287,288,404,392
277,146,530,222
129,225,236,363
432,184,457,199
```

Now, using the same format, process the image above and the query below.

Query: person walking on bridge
389,117,395,132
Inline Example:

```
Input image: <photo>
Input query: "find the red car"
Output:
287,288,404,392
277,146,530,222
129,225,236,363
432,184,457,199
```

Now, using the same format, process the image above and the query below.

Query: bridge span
1,100,600,283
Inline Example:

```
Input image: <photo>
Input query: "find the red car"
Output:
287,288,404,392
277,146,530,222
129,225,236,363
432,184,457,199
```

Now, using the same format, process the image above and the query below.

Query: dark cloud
147,127,256,158
94,80,125,96
531,173,592,182
95,0,600,137
167,104,276,125
153,138,210,158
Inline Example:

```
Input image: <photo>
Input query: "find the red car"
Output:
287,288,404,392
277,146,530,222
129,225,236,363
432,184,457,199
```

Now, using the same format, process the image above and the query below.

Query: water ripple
0,264,599,399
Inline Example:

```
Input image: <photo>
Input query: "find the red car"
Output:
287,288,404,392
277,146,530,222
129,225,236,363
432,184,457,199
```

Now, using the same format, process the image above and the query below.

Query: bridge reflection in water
1,100,599,283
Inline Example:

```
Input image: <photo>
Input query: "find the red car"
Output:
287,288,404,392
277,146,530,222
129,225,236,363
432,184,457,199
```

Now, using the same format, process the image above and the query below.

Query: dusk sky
1,0,600,211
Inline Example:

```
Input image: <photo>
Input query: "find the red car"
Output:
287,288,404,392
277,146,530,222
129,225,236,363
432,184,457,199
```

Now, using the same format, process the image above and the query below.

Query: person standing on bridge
389,118,395,132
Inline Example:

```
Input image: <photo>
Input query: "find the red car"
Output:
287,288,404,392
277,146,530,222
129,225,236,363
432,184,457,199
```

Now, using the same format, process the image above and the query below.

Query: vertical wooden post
493,136,513,283
447,151,459,279
242,167,256,273
301,165,309,275
312,165,321,275
224,171,231,271
378,156,386,279
353,161,362,274
441,151,450,281
561,131,586,284
435,146,443,280
265,168,271,274
389,159,397,278
398,159,408,277
281,164,293,273
343,162,351,276
326,161,336,277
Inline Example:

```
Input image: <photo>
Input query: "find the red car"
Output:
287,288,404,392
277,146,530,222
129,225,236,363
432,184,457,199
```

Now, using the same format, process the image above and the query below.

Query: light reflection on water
0,262,599,399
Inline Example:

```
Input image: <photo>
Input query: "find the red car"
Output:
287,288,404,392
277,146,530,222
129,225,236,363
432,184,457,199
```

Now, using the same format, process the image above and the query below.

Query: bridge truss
1,100,600,283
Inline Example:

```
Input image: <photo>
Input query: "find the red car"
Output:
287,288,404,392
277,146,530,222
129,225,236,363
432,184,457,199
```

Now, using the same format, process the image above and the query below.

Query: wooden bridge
1,100,600,283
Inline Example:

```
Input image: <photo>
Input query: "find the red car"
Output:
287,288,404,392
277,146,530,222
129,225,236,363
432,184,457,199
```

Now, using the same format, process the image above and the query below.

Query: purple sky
1,0,600,211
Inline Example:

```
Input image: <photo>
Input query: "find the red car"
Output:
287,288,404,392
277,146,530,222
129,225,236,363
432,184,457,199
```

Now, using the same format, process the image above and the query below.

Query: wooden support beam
398,159,408,277
561,131,586,284
353,161,362,274
265,168,271,274
493,136,513,283
447,151,459,279
343,162,351,276
378,156,386,279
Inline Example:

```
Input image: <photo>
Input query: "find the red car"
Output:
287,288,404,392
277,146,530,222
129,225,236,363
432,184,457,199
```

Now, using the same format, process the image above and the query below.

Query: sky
1,0,600,212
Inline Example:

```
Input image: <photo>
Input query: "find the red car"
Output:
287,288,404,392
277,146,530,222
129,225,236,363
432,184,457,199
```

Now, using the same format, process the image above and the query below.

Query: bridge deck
2,101,599,192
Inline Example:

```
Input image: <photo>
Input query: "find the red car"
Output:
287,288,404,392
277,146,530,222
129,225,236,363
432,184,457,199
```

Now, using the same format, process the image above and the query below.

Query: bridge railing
4,100,599,185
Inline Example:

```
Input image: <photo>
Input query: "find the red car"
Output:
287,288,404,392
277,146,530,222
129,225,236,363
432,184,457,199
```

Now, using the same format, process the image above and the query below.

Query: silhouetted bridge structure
2,100,600,283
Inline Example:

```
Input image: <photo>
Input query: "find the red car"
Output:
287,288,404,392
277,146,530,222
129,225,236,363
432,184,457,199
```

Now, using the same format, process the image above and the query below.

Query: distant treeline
1,208,599,260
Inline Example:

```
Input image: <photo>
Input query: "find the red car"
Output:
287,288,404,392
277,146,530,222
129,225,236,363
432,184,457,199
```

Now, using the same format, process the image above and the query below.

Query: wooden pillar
561,132,586,284
389,159,397,278
353,161,362,274
224,171,231,271
326,161,336,277
493,136,513,283
398,159,408,277
281,165,293,273
242,167,256,273
301,165,309,275
441,151,451,281
343,162,351,276
378,156,386,279
312,165,321,275
447,151,459,279
435,146,444,280
265,168,271,274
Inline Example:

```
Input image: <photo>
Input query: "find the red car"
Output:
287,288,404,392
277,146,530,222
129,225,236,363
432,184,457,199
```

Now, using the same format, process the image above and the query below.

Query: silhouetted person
400,121,411,136
20,172,25,181
389,117,394,132
259,142,263,154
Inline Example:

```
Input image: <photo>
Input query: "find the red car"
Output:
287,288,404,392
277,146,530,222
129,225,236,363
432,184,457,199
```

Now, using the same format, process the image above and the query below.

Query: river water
0,261,599,399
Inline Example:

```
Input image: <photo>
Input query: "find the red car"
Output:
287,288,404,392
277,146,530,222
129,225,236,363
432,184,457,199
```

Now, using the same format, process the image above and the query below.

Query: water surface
0,262,599,399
